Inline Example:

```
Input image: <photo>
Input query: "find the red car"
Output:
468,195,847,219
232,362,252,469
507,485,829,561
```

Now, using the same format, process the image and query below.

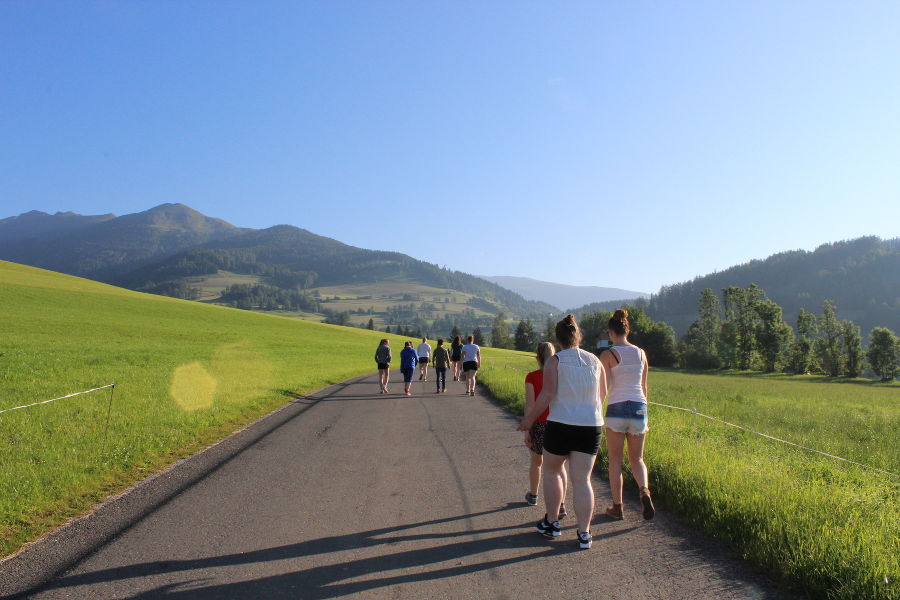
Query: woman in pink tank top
599,309,655,521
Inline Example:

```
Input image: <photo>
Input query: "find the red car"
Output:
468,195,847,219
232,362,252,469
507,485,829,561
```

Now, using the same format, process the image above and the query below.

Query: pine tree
366,318,375,330
697,288,721,364
514,319,537,352
472,326,486,346
841,320,863,377
754,299,792,372
817,301,845,377
789,308,817,374
450,324,461,341
867,327,899,381
545,317,556,345
490,312,512,349
683,289,721,368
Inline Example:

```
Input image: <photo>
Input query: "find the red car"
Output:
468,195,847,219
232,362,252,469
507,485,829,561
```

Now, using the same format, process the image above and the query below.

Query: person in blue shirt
399,341,419,396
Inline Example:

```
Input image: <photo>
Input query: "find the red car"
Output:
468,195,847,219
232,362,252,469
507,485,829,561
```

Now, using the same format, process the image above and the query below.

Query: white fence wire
0,384,116,415
648,400,899,479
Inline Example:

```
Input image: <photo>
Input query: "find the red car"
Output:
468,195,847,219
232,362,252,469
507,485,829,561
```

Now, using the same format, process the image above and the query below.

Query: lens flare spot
210,342,273,404
170,362,217,411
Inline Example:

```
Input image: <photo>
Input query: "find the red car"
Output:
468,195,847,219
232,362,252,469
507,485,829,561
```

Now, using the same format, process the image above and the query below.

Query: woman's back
549,348,604,426
607,345,645,405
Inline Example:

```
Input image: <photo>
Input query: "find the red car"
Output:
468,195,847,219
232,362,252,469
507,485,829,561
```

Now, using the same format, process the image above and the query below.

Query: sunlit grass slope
479,351,900,600
0,261,404,557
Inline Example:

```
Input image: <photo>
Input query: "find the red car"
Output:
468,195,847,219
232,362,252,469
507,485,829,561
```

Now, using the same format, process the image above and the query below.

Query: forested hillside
572,237,899,338
115,224,556,318
0,204,240,279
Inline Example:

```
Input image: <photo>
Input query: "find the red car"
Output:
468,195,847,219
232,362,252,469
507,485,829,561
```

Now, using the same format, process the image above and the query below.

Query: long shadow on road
42,504,628,599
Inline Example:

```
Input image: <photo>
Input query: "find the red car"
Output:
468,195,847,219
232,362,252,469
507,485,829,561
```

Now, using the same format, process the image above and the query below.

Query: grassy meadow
3,259,897,599
0,261,413,557
478,350,899,600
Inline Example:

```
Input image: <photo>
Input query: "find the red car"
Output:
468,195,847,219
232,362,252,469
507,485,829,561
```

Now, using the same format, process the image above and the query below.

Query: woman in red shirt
524,342,568,515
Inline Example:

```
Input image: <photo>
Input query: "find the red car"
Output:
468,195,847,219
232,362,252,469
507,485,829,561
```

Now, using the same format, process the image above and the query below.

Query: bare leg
606,430,626,504
541,451,567,521
529,451,543,496
626,433,649,490
567,451,596,533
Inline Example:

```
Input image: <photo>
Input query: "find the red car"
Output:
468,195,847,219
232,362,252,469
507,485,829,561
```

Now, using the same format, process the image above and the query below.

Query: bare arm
597,359,607,405
518,356,558,430
523,382,535,447
641,349,649,398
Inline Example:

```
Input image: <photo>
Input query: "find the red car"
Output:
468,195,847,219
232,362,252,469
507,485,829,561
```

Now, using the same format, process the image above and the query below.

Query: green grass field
0,261,413,557
478,351,899,600
3,260,897,599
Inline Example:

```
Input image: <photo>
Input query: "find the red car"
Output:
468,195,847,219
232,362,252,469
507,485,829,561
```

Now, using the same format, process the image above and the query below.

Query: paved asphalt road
19,372,793,599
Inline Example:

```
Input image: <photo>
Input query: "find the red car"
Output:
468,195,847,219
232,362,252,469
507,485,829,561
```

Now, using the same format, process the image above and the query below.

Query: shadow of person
41,503,568,599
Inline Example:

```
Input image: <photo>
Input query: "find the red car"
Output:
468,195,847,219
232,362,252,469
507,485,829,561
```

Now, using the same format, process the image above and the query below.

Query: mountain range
2,204,897,340
480,275,648,312
0,204,556,330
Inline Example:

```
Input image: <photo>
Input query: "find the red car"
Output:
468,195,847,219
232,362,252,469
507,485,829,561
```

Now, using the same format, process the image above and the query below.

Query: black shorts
418,357,429,364
463,361,478,372
451,352,462,362
543,420,603,456
529,421,547,455
377,362,390,370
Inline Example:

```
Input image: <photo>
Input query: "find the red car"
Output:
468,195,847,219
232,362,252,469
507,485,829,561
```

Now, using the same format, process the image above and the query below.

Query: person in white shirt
417,337,432,381
460,335,481,396
598,309,654,521
519,314,606,550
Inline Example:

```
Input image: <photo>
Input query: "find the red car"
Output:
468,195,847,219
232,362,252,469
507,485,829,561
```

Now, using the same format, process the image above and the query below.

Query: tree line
679,284,898,380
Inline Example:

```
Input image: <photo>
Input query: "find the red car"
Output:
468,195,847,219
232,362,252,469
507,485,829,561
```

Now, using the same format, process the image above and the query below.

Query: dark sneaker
558,503,567,519
577,530,592,549
536,515,561,537
640,489,655,520
525,492,538,506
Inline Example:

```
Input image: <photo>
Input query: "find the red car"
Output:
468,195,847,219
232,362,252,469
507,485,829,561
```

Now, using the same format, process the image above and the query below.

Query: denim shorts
604,401,649,435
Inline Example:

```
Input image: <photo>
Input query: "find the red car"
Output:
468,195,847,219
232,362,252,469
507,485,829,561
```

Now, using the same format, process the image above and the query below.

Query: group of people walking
373,310,654,550
518,310,654,549
374,335,482,396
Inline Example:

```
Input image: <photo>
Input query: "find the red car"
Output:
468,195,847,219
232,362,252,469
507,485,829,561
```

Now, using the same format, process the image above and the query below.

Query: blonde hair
535,342,556,367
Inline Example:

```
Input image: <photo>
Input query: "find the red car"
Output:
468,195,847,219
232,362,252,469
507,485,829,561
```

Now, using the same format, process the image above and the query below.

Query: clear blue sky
2,1,898,293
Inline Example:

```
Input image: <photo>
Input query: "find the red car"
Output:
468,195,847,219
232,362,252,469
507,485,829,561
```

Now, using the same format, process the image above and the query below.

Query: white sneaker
577,530,592,549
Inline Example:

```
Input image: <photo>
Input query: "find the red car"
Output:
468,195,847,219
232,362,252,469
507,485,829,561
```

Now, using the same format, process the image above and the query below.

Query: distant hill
115,224,556,318
0,205,556,335
627,237,898,337
0,210,115,242
481,275,648,312
0,204,241,279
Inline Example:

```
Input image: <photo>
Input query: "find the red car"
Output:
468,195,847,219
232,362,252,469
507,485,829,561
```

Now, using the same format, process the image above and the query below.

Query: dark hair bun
608,309,630,336
555,314,582,347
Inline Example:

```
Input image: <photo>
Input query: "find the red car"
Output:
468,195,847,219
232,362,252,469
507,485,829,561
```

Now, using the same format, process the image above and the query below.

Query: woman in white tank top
519,314,605,549
599,309,655,521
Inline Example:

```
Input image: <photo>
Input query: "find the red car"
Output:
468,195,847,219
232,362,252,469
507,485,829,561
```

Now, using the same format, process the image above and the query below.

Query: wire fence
648,400,899,479
0,383,118,442
0,383,116,415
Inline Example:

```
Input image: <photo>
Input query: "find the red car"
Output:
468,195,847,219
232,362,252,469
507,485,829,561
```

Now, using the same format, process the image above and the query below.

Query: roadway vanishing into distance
9,373,794,599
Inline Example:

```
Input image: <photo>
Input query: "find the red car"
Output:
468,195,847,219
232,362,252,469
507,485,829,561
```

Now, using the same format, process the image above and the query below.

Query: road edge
0,374,369,599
